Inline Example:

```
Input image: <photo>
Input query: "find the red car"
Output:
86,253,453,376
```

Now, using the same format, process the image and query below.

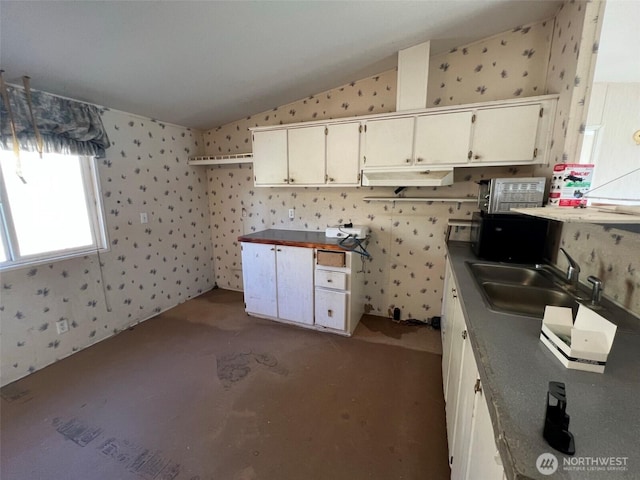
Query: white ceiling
1,1,568,130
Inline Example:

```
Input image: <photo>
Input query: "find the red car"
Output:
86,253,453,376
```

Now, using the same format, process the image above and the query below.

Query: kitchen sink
468,263,557,288
467,261,580,318
480,282,578,318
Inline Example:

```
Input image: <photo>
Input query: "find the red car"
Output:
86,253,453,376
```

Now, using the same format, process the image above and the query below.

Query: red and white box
548,163,594,207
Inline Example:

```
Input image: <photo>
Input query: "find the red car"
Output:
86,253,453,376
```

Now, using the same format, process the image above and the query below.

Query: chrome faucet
559,248,580,288
587,275,604,306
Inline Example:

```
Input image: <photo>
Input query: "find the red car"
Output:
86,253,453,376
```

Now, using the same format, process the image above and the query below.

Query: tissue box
540,305,617,373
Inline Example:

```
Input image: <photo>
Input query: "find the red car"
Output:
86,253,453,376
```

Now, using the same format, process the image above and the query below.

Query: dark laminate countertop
238,229,355,252
447,241,640,480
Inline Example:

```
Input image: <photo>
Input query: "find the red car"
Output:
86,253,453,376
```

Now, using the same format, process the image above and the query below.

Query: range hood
358,41,455,188
361,168,454,187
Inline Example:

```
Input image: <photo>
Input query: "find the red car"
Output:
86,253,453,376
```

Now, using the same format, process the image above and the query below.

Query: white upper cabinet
250,94,558,186
288,125,326,185
252,121,361,187
362,117,415,168
414,111,474,165
252,129,288,186
326,122,361,185
470,104,541,163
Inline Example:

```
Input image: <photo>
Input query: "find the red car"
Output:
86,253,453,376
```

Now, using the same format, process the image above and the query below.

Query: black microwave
471,211,549,263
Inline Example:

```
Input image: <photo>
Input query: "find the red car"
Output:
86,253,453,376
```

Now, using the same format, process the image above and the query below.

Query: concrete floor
1,289,450,480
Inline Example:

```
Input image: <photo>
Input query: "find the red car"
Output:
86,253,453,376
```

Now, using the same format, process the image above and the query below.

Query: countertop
238,229,361,252
447,242,640,479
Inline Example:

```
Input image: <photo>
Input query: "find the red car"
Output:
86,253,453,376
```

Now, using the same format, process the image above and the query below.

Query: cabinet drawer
315,289,348,331
315,269,347,290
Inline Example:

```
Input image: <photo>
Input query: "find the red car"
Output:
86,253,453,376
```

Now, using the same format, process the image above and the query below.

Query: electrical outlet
288,208,295,219
56,319,69,335
140,212,148,224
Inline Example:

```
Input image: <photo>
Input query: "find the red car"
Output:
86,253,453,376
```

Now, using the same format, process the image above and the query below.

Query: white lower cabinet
315,289,347,330
241,242,314,325
314,249,363,335
442,259,504,480
241,242,363,335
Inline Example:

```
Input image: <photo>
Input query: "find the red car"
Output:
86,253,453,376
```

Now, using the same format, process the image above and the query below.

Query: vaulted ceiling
1,1,572,129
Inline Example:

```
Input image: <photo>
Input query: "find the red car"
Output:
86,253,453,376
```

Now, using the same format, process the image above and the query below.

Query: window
0,150,108,270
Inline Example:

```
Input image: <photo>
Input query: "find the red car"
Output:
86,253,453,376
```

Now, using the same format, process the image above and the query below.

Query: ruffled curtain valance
0,84,110,158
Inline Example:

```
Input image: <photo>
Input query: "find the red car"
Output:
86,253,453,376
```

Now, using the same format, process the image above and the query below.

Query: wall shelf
188,153,253,165
512,206,640,234
363,197,476,203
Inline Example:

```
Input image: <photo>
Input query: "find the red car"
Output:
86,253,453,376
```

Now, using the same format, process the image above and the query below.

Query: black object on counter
543,381,576,455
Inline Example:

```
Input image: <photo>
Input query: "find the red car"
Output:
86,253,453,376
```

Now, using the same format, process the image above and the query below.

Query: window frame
0,152,109,271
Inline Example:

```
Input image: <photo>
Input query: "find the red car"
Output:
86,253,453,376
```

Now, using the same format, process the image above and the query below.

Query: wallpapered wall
0,109,214,386
205,1,639,320
203,18,553,320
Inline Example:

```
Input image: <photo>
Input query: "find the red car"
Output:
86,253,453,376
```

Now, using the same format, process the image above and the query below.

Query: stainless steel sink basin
468,262,557,288
481,282,578,318
467,261,578,318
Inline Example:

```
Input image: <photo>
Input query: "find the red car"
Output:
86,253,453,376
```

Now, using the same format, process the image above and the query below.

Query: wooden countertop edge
237,236,346,251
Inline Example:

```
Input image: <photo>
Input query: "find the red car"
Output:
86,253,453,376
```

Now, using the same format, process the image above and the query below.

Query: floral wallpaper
0,108,214,386
205,2,639,321
203,17,554,321
427,19,553,107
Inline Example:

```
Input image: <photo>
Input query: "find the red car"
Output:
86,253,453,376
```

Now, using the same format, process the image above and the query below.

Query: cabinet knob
327,278,333,282
461,330,467,340
416,157,424,162
284,178,288,182
276,248,282,252
468,151,473,160
405,158,411,163
474,154,481,160
289,178,295,183
270,247,275,251
328,309,333,317
329,177,335,182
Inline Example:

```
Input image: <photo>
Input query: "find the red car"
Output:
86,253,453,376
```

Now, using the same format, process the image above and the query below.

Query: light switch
140,212,148,224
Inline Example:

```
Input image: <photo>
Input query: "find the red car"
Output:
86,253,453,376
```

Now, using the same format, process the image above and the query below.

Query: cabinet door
471,104,540,163
315,289,348,330
450,326,478,480
441,261,458,399
241,242,277,317
363,117,415,167
288,126,326,185
414,111,473,165
252,129,288,185
326,122,361,185
276,246,314,325
466,387,505,480
445,299,466,455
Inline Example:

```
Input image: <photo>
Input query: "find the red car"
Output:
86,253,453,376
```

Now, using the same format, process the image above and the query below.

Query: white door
414,111,473,165
441,261,458,399
315,289,348,331
471,104,540,163
450,329,478,480
465,386,505,480
326,122,361,185
288,126,326,185
363,117,415,167
241,242,277,317
445,299,465,456
276,246,314,325
252,129,288,185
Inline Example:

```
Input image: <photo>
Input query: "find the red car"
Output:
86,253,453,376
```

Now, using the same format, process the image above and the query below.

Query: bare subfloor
1,289,449,480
